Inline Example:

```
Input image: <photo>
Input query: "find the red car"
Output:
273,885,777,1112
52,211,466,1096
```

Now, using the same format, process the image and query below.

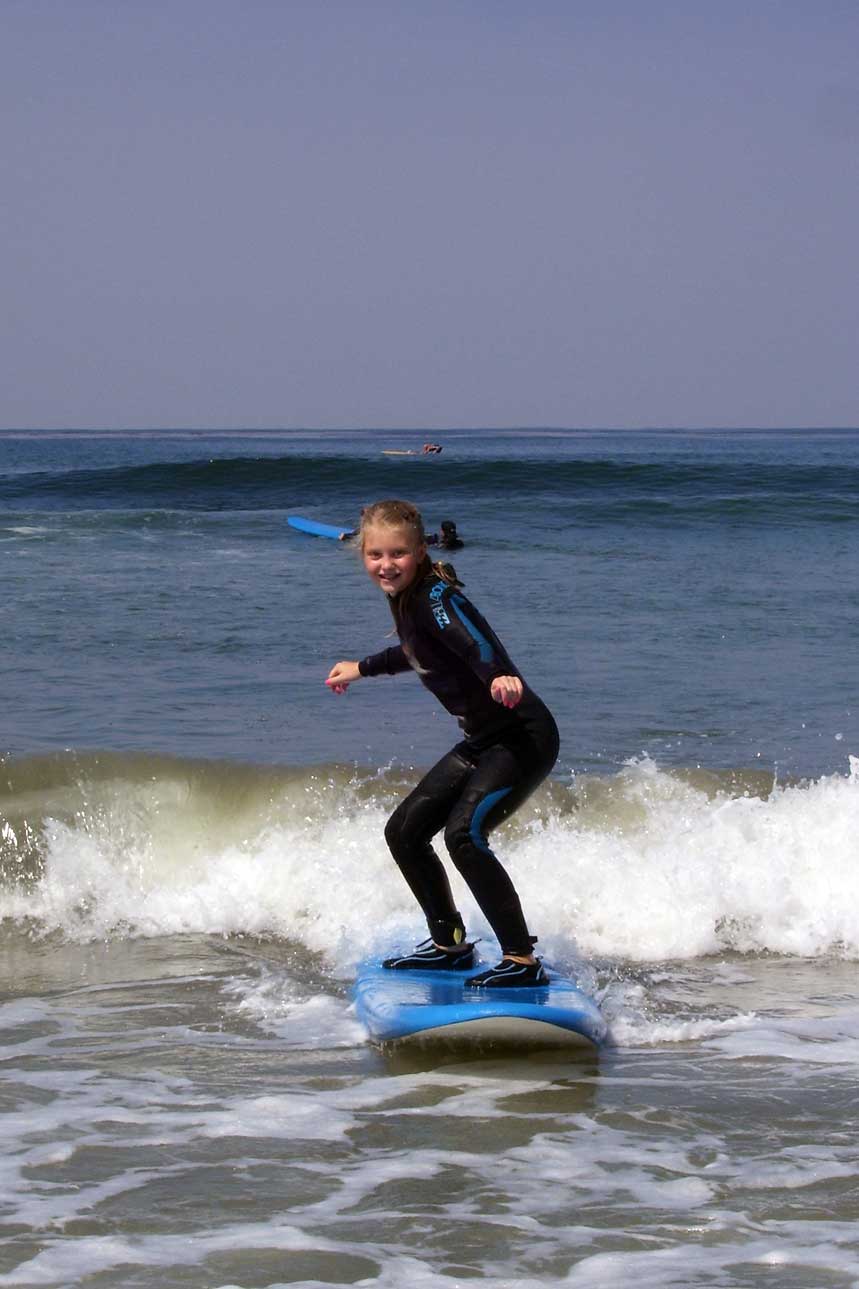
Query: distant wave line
2,453,858,516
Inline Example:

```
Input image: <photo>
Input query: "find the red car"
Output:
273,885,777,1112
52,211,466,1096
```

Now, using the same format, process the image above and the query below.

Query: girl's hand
326,660,362,694
490,675,523,709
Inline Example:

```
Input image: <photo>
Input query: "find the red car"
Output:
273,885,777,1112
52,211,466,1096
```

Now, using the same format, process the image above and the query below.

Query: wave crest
3,753,859,964
4,453,858,524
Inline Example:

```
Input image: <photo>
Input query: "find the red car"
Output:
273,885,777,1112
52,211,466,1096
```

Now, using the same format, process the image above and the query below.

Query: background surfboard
287,515,353,540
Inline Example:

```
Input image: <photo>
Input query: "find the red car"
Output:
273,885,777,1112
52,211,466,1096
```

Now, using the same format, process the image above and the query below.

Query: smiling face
361,522,426,596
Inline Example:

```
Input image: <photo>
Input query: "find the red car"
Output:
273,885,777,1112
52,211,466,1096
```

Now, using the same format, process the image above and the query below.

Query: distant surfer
381,443,442,456
426,519,463,550
325,498,558,988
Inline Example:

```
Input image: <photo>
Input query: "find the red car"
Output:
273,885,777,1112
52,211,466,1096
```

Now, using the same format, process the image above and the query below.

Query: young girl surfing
326,499,559,988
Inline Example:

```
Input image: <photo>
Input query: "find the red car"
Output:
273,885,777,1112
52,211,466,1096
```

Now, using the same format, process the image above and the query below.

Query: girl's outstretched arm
326,660,362,694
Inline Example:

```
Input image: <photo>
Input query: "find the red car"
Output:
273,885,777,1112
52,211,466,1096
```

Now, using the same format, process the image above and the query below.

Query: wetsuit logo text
429,582,450,629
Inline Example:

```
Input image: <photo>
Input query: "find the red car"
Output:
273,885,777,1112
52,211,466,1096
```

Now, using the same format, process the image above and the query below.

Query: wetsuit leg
384,747,475,945
443,737,558,956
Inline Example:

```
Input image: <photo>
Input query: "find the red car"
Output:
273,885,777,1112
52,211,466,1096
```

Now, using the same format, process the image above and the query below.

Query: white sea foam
4,756,859,967
4,985,859,1289
607,1008,758,1048
706,1006,859,1066
224,967,365,1049
7,1059,857,1289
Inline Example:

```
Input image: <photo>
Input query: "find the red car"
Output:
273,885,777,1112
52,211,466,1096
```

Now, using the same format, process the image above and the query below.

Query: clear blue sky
2,0,857,429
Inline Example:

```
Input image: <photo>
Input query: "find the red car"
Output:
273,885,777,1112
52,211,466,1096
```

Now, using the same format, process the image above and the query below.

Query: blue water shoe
383,939,475,971
465,958,549,988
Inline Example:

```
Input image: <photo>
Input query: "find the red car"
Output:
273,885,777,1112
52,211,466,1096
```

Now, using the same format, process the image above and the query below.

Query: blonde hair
358,499,461,617
358,498,426,548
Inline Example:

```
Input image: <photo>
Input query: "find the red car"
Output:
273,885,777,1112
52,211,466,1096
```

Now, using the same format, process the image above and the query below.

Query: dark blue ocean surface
4,431,859,1289
1,428,856,778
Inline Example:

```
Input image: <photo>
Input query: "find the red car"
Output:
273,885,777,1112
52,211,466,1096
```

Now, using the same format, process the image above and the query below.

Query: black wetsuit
359,572,559,956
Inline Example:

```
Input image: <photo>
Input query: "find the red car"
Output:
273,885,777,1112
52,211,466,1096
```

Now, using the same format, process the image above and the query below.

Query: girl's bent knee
444,819,481,867
384,809,406,853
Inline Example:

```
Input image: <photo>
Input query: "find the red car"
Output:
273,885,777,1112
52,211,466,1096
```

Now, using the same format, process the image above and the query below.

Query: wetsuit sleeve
359,646,410,677
422,586,513,686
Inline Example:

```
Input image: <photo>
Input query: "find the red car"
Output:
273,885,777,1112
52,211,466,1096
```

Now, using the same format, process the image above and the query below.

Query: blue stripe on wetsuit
469,786,512,853
450,594,495,663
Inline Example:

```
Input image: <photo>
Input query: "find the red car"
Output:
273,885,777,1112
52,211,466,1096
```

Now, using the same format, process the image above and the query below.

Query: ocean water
2,427,859,1287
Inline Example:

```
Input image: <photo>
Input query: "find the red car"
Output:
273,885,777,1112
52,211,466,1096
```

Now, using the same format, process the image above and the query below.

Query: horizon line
2,424,859,435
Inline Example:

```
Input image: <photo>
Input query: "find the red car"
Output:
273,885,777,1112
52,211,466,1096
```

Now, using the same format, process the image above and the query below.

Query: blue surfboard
353,960,606,1048
287,515,354,540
